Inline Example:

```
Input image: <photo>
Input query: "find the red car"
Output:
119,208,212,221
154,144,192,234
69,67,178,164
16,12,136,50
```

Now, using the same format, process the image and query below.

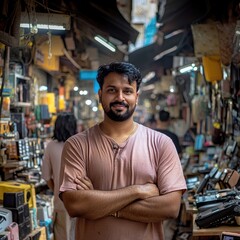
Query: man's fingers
83,176,94,190
76,180,89,190
74,176,94,190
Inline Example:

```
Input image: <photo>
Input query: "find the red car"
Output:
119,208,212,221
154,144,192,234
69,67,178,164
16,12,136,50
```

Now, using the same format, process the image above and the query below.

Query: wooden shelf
192,214,240,238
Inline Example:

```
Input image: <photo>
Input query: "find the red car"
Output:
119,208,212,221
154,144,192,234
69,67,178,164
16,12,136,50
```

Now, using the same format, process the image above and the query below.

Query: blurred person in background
144,113,157,129
41,112,77,240
155,109,182,156
155,109,183,239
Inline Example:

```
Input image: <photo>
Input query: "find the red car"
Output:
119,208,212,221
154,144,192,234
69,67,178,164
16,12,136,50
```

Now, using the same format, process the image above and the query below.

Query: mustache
110,101,128,107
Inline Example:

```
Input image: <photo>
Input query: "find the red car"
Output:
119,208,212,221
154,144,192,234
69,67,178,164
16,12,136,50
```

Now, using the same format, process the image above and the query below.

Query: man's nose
116,91,124,101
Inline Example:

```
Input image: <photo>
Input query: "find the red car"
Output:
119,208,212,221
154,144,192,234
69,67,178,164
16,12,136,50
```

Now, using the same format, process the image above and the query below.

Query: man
59,62,186,240
156,110,182,156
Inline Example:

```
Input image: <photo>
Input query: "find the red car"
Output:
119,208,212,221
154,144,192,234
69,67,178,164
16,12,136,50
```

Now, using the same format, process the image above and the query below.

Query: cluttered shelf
192,213,240,238
182,189,240,240
179,136,240,240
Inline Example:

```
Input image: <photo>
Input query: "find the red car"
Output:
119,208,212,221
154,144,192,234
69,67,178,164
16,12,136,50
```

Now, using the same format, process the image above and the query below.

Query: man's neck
99,118,137,143
157,121,169,130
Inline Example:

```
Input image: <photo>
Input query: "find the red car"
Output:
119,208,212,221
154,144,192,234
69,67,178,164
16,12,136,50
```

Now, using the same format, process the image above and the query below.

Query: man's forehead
104,81,137,88
103,73,135,83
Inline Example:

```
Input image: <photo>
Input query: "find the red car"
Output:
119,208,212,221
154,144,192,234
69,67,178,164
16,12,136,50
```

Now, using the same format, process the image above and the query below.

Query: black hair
96,62,142,91
159,110,170,122
148,114,157,123
53,112,77,142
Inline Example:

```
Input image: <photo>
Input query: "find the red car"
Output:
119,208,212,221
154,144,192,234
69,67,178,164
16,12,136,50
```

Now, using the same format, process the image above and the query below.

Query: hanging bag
202,55,223,84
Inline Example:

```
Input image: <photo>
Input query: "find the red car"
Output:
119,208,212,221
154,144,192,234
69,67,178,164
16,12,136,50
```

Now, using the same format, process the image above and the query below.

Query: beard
102,101,136,122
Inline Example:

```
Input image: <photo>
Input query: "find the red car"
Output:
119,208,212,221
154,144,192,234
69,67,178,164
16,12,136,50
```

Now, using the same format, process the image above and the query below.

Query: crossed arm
61,176,183,223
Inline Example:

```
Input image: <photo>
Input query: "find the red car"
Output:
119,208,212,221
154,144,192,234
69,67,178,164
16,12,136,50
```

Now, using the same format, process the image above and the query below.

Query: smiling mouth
111,101,128,107
110,101,128,112
111,104,126,111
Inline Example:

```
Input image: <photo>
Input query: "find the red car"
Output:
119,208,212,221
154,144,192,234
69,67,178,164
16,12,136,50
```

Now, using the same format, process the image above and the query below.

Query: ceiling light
169,85,177,93
153,46,178,61
179,66,193,73
73,86,79,91
20,12,71,31
142,71,156,83
92,106,98,112
164,29,185,39
79,90,88,95
94,35,116,52
39,85,48,91
20,23,66,30
179,64,199,73
85,100,92,105
141,84,155,91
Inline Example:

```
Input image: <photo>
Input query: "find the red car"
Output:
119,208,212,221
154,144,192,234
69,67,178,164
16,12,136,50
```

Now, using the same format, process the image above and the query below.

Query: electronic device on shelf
221,232,240,240
195,189,238,208
195,199,240,228
196,166,218,193
196,166,240,194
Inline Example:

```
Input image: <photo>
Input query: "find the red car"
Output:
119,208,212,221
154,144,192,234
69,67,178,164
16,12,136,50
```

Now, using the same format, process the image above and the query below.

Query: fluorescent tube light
94,35,116,52
153,46,178,61
179,66,193,73
20,23,66,30
141,84,155,91
179,64,198,73
142,71,156,83
20,12,70,31
164,29,185,39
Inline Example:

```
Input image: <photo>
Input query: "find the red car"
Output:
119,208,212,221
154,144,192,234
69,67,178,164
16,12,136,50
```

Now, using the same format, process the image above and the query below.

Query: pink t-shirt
60,123,186,240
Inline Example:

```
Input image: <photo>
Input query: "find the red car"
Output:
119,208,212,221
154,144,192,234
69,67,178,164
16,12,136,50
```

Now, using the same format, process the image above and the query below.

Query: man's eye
124,89,133,94
107,88,115,93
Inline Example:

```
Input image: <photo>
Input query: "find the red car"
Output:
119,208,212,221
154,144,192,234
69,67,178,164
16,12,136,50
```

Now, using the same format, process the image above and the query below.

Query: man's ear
98,89,102,103
136,92,139,105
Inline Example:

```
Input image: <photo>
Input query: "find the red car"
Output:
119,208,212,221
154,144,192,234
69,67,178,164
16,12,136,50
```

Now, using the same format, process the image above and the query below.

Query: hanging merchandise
221,65,231,99
232,20,240,67
216,22,236,66
194,121,205,151
211,85,225,145
46,93,56,113
230,62,240,99
58,86,65,111
225,99,233,136
202,56,223,84
166,93,177,106
212,122,225,145
230,63,240,119
1,90,11,118
191,94,208,123
191,23,220,57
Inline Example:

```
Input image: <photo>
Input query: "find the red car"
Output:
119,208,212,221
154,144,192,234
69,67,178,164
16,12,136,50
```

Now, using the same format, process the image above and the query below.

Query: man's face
98,72,139,122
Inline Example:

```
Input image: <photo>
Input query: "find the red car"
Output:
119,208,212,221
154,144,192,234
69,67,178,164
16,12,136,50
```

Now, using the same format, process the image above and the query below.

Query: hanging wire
35,0,65,14
47,31,52,59
45,0,53,59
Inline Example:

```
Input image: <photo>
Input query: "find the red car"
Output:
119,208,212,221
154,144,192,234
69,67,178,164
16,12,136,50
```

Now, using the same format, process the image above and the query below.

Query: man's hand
74,176,94,190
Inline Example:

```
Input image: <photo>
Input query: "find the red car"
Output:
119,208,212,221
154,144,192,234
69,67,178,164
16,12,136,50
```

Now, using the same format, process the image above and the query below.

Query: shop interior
0,0,240,239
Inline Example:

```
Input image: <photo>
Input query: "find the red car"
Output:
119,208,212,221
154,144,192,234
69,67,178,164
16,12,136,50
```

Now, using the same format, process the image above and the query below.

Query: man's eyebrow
105,84,116,88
